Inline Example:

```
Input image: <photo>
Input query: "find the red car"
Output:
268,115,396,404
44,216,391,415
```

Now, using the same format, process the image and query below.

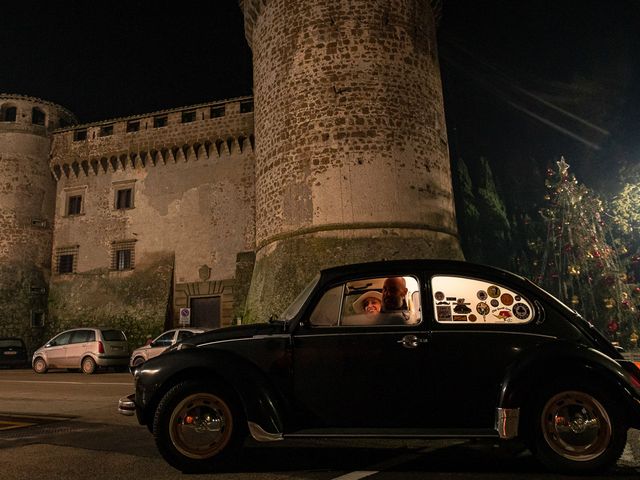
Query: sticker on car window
431,276,534,324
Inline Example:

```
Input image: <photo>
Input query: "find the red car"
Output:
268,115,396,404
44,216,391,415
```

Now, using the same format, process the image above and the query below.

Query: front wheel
152,380,246,472
530,387,627,474
33,357,48,374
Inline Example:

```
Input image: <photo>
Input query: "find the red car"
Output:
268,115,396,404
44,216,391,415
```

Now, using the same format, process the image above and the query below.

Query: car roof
320,259,526,283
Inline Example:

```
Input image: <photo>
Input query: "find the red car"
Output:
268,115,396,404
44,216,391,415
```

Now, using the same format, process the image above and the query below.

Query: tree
538,157,638,347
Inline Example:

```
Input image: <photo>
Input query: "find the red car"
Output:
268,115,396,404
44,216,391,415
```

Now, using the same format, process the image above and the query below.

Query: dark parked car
0,337,28,368
119,260,640,474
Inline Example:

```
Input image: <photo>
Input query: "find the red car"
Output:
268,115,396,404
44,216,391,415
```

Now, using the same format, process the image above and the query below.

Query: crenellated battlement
50,96,255,178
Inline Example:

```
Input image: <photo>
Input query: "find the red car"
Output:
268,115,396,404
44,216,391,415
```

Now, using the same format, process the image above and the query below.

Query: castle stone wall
0,95,76,350
243,0,463,321
48,98,255,343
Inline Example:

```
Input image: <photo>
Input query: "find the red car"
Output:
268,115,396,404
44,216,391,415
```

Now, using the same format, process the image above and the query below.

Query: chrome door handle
397,334,427,349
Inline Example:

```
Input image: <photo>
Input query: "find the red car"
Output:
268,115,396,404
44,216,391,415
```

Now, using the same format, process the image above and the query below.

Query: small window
153,115,168,128
240,101,254,113
2,106,17,122
73,129,87,141
181,111,196,123
58,254,74,273
111,241,135,271
31,311,45,328
115,187,133,209
31,218,47,228
210,106,225,118
431,276,534,324
126,121,140,132
31,108,45,125
55,246,78,274
67,195,83,215
309,276,421,327
99,125,114,137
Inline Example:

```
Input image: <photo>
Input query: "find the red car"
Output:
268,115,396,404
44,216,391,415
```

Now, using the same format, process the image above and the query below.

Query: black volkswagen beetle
118,260,640,474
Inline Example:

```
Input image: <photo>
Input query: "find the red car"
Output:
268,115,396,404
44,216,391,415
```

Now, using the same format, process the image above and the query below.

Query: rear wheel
152,380,246,472
529,386,627,474
81,356,96,374
132,356,145,367
33,357,47,374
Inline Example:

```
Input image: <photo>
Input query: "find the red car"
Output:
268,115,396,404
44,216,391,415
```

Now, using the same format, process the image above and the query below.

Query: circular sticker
476,302,490,315
468,314,477,322
487,285,501,298
490,299,499,307
512,303,531,320
477,290,488,301
435,291,445,301
500,293,514,306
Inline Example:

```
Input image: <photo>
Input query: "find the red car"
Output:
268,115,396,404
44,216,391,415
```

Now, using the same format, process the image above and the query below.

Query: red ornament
607,320,619,333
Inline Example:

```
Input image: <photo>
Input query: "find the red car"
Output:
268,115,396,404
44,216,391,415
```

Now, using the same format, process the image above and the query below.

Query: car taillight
98,341,104,354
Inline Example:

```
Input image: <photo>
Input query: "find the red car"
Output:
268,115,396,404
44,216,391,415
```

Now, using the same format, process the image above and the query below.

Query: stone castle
0,0,461,351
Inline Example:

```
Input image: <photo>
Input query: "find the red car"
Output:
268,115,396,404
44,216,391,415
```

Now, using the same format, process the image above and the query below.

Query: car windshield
0,339,23,348
280,273,320,321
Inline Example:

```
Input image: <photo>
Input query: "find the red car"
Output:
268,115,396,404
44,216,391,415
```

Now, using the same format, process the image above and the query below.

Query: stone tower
241,0,463,320
0,94,76,344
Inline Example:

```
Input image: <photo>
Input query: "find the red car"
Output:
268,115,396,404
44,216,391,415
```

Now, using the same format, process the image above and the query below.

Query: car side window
154,331,175,347
70,330,93,343
50,332,72,346
308,276,421,327
431,275,534,324
177,331,195,341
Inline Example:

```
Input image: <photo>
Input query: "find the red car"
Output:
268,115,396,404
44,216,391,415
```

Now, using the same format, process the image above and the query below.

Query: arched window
1,105,17,122
31,107,46,126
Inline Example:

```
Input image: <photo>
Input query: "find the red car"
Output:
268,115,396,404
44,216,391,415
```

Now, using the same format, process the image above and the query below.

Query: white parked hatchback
32,328,129,374
129,328,206,367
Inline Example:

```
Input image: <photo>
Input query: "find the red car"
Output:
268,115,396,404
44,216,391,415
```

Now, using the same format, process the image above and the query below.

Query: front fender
499,342,640,427
136,347,287,435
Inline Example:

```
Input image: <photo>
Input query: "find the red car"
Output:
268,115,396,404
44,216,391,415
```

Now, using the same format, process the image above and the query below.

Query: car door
44,331,72,368
291,273,436,431
66,329,94,367
424,272,550,429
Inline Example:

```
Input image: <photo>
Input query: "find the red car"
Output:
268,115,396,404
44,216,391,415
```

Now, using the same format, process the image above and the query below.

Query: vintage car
118,260,640,473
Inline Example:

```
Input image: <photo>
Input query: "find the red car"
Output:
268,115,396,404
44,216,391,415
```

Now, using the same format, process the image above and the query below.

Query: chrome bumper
118,394,136,416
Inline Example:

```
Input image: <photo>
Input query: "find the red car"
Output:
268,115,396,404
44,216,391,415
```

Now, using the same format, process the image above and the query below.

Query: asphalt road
0,368,638,480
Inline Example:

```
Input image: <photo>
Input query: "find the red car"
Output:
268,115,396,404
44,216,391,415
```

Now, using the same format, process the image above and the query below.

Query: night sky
2,0,639,192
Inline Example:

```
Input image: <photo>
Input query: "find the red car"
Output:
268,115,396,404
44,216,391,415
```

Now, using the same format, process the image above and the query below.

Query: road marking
0,380,131,386
0,420,36,431
330,446,441,480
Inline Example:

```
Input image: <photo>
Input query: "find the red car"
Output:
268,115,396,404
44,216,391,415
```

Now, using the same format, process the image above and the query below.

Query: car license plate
3,351,17,355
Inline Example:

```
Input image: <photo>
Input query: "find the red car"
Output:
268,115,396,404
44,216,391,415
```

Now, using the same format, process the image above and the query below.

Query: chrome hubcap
169,393,232,459
541,391,611,461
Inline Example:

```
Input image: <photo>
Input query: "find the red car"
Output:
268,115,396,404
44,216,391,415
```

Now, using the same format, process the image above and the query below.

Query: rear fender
499,343,640,428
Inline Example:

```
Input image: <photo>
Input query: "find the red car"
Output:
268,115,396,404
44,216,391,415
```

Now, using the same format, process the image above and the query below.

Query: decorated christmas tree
537,157,638,348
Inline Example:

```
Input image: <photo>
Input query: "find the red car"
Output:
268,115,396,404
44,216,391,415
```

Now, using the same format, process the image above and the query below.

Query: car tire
132,356,145,367
33,357,48,374
81,356,96,375
152,380,246,473
529,385,627,474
